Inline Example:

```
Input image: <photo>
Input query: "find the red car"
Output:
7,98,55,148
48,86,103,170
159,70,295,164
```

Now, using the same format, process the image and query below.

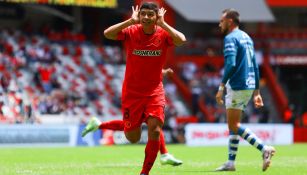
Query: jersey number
242,33,254,68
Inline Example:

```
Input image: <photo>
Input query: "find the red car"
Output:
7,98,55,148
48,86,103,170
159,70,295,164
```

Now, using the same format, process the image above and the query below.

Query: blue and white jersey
222,29,259,90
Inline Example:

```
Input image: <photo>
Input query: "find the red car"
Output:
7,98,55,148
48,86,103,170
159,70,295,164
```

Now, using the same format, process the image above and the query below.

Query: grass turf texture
0,144,306,175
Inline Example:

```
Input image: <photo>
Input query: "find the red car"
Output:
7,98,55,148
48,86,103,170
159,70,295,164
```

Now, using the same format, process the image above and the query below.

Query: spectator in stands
190,79,201,115
0,72,10,93
180,61,197,83
37,64,55,94
0,88,5,122
258,106,270,123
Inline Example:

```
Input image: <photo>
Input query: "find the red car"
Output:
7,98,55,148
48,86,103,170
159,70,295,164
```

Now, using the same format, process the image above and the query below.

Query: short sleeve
116,27,130,41
166,32,174,46
164,30,174,46
159,28,174,46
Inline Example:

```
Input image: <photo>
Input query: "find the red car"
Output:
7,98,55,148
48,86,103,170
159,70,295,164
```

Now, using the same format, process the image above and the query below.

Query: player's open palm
131,6,140,24
157,7,166,26
254,94,264,108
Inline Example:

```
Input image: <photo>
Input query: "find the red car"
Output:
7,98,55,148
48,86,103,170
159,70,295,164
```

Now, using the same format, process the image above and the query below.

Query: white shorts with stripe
225,84,254,110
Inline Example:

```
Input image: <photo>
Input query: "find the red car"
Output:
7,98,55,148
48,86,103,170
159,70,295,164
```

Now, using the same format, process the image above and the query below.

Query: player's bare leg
140,117,162,175
226,109,242,134
125,127,142,143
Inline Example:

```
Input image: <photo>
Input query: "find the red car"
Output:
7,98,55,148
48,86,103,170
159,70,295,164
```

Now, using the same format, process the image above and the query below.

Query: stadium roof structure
165,0,275,22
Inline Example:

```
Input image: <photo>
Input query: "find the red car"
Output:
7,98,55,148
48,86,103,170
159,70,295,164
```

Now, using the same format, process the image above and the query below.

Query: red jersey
117,24,173,98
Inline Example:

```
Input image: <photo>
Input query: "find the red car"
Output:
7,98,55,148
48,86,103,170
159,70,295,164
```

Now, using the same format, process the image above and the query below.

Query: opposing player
82,1,186,174
215,9,275,172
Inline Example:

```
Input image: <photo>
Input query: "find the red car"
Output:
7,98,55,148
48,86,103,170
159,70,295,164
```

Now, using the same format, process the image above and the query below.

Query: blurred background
0,0,306,146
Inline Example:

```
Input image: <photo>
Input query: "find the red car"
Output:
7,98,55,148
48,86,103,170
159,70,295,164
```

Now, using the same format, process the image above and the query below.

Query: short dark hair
140,1,159,14
223,8,240,25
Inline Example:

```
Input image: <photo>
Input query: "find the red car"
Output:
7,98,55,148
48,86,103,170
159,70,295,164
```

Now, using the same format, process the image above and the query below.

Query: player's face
219,13,231,35
139,9,157,27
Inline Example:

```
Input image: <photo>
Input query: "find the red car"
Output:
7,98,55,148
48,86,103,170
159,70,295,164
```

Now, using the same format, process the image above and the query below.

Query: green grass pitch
0,144,306,175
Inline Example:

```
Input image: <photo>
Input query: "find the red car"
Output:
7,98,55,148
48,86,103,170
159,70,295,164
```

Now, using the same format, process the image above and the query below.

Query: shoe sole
172,162,183,166
215,168,236,171
215,164,236,171
161,161,183,166
262,149,276,171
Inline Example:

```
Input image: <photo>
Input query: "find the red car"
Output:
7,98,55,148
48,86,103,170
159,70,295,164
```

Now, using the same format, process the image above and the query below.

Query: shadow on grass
160,169,228,174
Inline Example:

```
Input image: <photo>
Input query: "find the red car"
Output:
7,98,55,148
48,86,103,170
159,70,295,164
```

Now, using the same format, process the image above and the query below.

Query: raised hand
157,7,166,26
131,5,140,24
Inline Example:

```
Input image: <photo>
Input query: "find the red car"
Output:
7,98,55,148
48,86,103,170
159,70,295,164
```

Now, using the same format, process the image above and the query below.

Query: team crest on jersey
133,49,162,56
125,121,131,128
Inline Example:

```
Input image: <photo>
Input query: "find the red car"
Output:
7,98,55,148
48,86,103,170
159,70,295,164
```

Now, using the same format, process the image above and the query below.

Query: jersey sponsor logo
132,49,162,56
125,121,131,128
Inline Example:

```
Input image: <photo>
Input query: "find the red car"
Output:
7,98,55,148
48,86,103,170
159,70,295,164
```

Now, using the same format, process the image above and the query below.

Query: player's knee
125,130,141,143
147,117,163,139
228,122,240,134
147,126,161,139
229,124,240,134
127,136,140,143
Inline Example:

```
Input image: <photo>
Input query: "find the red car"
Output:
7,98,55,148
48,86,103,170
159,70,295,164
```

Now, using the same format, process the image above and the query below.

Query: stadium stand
0,28,188,128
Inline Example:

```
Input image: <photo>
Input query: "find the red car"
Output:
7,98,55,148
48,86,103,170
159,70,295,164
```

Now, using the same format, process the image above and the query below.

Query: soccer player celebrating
82,1,186,174
215,9,276,172
82,68,183,167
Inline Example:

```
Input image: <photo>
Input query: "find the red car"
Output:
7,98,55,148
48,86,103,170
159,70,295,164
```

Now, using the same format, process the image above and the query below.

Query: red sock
141,140,160,175
159,131,168,154
99,120,124,131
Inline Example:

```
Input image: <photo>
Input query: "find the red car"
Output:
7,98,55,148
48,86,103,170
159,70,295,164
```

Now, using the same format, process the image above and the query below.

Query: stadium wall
0,124,101,147
1,124,305,147
266,0,307,7
185,123,294,146
293,127,307,143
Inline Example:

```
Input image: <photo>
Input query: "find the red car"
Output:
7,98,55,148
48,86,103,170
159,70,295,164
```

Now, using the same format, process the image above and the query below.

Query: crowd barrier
0,123,294,147
0,124,101,147
185,123,293,146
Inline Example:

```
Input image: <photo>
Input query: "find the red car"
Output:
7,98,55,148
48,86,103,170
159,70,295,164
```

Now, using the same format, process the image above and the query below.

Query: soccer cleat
215,162,236,171
81,117,101,137
160,153,183,166
262,146,276,171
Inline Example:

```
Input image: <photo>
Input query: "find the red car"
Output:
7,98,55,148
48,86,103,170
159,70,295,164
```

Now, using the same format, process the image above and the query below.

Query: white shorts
225,86,254,110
